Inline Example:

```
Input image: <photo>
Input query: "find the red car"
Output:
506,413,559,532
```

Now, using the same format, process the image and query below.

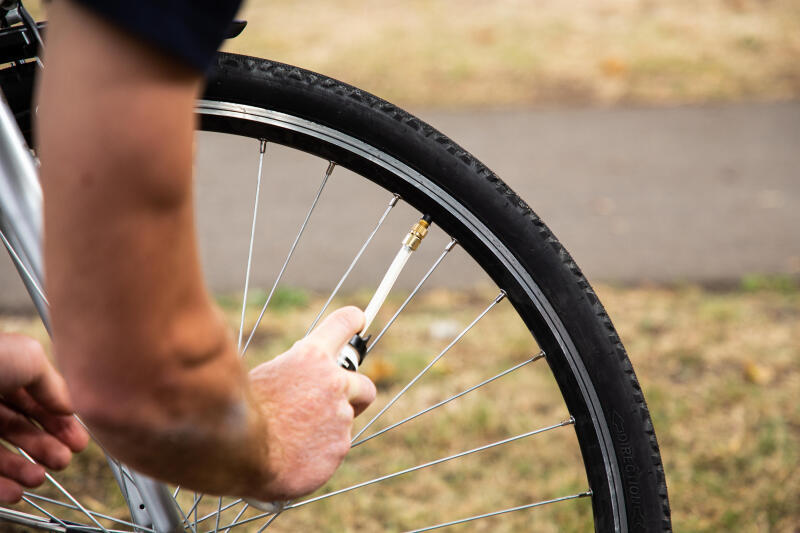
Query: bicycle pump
337,214,432,371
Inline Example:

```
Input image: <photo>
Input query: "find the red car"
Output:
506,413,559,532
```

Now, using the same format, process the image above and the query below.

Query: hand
0,334,89,503
248,307,376,501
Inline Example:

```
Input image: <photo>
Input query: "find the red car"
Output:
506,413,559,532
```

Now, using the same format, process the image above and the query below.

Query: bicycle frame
0,3,183,531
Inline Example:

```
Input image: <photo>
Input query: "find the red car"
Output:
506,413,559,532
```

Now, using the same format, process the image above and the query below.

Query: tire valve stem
338,214,432,371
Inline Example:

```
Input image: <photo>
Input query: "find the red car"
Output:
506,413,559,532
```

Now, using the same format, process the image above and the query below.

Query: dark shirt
72,0,243,71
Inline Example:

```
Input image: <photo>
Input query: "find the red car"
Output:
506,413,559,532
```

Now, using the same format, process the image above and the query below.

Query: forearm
36,0,272,498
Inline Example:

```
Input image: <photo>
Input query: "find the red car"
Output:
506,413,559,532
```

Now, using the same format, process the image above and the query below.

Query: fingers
0,334,47,392
26,360,74,416
3,390,89,453
299,306,374,415
0,478,23,505
0,436,49,504
0,334,72,415
345,372,376,417
0,403,73,471
305,307,365,356
0,446,46,496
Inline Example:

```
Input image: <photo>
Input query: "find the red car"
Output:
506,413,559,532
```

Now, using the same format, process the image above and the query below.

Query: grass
1,282,799,530
21,0,800,109
225,0,800,108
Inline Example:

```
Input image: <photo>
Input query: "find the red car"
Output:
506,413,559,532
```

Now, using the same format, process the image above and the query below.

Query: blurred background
2,0,799,531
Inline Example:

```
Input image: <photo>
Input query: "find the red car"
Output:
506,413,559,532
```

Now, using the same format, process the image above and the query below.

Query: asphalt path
1,102,797,308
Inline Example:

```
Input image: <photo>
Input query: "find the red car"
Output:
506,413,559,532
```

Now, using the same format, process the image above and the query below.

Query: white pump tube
361,245,412,335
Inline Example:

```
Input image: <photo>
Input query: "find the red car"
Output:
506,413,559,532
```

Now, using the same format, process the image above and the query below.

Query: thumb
305,306,365,357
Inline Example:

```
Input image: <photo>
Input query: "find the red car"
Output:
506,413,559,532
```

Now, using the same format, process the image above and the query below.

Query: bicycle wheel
0,53,670,532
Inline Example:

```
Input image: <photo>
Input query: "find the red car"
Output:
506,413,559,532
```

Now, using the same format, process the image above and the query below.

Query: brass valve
402,218,430,251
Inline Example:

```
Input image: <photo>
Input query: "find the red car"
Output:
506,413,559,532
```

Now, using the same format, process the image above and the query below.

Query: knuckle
297,340,326,360
290,339,306,353
289,340,321,363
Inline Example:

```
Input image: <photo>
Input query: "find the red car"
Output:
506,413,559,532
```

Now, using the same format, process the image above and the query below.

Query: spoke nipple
532,350,546,361
389,194,401,206
445,238,458,251
565,415,576,425
326,161,336,175
259,139,267,153
495,289,507,302
582,490,594,498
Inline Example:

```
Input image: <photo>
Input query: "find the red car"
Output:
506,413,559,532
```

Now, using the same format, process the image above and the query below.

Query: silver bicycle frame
0,89,182,532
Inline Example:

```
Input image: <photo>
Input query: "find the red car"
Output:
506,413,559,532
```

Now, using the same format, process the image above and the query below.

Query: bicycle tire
0,52,670,532
199,52,670,532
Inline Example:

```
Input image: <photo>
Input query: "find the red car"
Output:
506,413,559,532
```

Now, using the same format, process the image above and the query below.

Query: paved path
1,102,798,308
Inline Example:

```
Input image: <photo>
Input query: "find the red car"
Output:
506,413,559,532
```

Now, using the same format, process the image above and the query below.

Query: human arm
36,0,374,500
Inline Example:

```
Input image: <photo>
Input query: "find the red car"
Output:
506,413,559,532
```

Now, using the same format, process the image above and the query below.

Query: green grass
1,282,798,530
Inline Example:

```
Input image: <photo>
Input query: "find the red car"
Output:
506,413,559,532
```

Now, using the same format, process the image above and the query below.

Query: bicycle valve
337,215,432,371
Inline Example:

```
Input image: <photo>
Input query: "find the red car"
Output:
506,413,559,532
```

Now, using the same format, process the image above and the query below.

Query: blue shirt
73,0,243,72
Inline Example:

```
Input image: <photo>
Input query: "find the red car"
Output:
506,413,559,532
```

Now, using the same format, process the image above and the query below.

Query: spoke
305,194,400,335
174,495,198,533
367,238,457,354
240,161,336,356
290,417,574,511
21,495,68,528
353,351,545,447
237,140,268,352
222,503,249,533
406,491,593,532
23,493,156,532
17,448,109,533
194,499,244,526
0,507,65,532
256,510,283,532
188,493,203,529
352,290,506,442
213,496,223,533
214,510,274,532
173,486,181,499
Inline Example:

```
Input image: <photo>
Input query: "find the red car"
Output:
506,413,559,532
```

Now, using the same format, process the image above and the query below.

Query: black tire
199,53,671,532
1,52,670,531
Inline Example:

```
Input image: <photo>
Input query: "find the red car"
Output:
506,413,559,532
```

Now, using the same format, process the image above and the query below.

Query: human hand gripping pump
246,214,431,514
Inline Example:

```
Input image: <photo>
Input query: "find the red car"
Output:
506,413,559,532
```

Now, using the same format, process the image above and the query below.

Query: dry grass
20,0,800,108
222,0,800,108
1,282,799,531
